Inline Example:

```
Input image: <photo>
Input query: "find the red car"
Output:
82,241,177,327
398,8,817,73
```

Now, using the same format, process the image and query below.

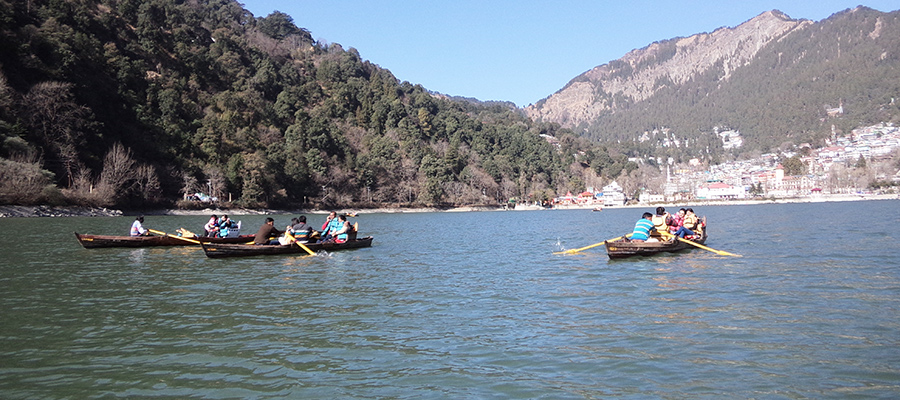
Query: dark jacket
253,223,283,245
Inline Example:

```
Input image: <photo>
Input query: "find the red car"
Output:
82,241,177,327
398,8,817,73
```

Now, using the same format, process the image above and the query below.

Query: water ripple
1,204,900,398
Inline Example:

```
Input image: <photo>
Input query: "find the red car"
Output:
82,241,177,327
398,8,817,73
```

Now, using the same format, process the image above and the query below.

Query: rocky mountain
525,7,900,155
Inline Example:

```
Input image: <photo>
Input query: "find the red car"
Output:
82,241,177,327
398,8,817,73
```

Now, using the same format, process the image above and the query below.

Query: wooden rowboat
74,232,254,248
201,236,374,258
605,230,708,259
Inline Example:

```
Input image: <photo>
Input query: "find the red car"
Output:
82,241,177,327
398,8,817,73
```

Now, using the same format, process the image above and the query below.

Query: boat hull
201,237,374,258
74,232,254,248
605,231,708,259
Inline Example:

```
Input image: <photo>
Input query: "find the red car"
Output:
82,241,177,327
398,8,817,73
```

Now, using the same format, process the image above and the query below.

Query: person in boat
203,214,219,237
289,215,314,243
130,216,149,236
330,214,352,243
650,207,670,236
667,208,688,237
628,212,656,242
216,215,238,238
321,211,341,241
681,208,703,239
253,217,284,245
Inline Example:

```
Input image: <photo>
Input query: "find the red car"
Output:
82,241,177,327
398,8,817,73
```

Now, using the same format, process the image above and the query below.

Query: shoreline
0,205,503,218
1,194,897,218
554,193,900,210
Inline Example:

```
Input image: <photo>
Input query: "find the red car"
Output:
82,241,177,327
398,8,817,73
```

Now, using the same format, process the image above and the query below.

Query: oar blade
148,228,201,244
555,235,626,255
661,231,741,257
285,231,316,256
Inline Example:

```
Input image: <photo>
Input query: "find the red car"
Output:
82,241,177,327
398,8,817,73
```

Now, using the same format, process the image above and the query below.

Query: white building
695,182,746,200
601,181,626,206
639,192,665,204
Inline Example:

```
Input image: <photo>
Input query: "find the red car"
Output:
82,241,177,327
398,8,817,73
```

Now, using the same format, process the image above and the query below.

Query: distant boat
592,207,603,212
74,232,253,248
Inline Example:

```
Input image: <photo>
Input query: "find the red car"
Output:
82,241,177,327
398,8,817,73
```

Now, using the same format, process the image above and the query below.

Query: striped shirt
631,218,654,241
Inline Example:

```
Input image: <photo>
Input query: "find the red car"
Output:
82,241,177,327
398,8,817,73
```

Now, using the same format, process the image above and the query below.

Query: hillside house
695,182,745,200
601,181,626,206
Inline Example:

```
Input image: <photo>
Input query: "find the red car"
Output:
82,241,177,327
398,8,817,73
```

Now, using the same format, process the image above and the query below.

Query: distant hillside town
553,122,900,207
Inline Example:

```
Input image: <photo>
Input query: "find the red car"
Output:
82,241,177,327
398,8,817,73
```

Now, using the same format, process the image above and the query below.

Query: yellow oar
659,231,741,257
554,234,631,255
284,231,316,256
148,228,201,244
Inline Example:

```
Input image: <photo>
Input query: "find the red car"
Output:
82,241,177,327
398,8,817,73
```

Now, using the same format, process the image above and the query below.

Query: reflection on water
128,248,146,264
1,201,899,398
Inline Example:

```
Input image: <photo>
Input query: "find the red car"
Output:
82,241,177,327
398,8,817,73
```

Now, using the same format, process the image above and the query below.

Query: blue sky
239,1,899,107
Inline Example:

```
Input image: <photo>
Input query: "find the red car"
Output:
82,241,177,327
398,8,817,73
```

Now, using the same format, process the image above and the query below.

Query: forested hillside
0,0,630,208
528,7,900,164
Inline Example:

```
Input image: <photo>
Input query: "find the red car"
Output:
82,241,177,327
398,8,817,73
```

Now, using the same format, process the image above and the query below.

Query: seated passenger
321,211,340,241
332,214,352,243
629,212,655,242
682,208,702,239
289,216,314,243
650,207,670,237
203,214,219,237
253,217,283,245
217,214,237,238
667,208,686,234
130,216,149,236
668,208,694,238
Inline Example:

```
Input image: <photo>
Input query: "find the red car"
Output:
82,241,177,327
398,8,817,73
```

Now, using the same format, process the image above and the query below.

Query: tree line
0,0,630,209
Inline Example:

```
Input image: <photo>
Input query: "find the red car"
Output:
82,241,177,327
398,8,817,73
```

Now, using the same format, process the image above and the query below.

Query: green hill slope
0,0,625,208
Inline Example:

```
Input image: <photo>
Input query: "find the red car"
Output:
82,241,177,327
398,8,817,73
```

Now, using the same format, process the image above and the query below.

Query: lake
1,201,899,398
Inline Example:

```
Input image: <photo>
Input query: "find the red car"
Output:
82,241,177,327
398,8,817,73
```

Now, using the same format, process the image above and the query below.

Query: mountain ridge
525,6,900,155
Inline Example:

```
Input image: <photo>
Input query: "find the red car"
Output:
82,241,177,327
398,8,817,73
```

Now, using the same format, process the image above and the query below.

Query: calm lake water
1,201,899,399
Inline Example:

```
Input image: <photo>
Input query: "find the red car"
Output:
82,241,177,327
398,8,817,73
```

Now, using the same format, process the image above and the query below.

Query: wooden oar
659,231,741,257
554,234,631,255
148,228,201,244
284,231,316,256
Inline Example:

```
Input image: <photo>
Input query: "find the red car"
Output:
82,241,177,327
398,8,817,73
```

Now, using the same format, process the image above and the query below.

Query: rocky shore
0,205,124,218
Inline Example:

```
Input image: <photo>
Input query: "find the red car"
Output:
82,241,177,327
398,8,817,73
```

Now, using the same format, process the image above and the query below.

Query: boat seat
225,221,242,237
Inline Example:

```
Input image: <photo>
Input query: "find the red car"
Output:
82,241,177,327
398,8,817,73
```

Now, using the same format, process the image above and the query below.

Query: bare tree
500,178,517,202
95,143,137,203
204,165,226,200
64,166,96,206
0,153,54,204
181,171,200,199
21,82,94,186
442,181,466,204
136,164,161,203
